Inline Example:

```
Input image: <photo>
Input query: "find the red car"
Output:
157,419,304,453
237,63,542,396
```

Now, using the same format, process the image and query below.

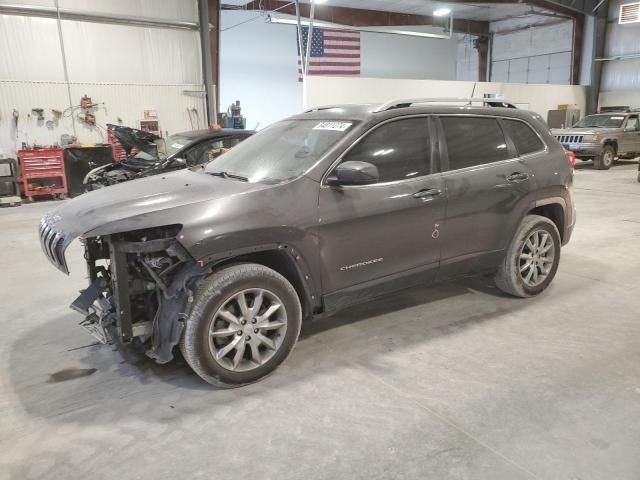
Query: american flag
297,26,361,81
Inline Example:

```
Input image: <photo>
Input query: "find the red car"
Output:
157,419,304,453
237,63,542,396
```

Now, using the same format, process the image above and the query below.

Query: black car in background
84,125,253,190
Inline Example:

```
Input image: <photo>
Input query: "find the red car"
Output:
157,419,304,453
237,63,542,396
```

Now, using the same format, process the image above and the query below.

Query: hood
107,124,159,155
40,170,268,273
551,127,618,135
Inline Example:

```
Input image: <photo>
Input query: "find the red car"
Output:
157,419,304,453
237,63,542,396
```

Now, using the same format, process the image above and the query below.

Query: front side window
503,120,545,156
441,117,509,170
626,116,639,131
341,117,431,183
185,137,244,166
204,119,354,183
573,114,626,128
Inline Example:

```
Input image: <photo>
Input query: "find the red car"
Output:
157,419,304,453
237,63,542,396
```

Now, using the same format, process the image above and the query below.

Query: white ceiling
225,0,558,23
317,0,554,22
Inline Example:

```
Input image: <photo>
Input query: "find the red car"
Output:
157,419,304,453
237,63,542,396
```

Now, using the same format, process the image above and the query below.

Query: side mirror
169,157,187,168
327,161,379,186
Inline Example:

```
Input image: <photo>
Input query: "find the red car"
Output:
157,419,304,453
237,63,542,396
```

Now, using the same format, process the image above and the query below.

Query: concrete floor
1,162,640,480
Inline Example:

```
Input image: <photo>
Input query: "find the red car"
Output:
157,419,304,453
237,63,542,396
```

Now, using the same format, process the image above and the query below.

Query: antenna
469,83,477,105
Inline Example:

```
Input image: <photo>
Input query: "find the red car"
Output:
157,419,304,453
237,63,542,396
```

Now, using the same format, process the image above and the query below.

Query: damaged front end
70,225,209,363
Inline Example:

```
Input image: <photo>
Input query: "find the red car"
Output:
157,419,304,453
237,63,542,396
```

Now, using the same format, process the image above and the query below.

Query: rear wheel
594,145,615,170
180,263,302,387
495,215,561,298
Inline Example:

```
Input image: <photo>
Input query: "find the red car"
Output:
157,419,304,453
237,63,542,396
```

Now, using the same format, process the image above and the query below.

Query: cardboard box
557,104,578,110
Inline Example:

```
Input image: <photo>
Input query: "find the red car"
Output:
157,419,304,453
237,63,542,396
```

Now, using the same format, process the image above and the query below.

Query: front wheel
494,215,561,298
180,263,302,387
594,145,615,170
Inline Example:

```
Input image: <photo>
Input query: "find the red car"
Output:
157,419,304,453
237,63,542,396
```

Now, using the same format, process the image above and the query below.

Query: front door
317,117,446,307
620,115,640,155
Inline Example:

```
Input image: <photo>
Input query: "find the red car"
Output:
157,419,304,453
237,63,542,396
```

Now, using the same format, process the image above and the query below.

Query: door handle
413,188,442,200
507,172,529,183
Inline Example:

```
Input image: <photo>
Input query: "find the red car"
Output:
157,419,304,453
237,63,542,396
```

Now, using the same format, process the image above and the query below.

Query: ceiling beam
241,0,490,36
444,0,595,18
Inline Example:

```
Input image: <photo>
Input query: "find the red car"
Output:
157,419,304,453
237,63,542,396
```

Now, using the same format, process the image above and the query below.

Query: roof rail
304,104,353,113
373,97,517,113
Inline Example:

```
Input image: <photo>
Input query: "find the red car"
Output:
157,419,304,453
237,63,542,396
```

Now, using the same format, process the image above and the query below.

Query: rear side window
440,117,509,170
503,120,545,156
343,117,431,182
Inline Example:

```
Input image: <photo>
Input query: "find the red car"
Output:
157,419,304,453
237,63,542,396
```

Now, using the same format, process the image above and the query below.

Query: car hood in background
551,127,619,136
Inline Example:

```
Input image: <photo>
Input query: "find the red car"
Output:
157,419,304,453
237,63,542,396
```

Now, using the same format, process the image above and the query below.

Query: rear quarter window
502,119,545,156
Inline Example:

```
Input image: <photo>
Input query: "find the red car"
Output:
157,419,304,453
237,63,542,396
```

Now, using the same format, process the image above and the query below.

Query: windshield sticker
171,142,185,149
610,116,624,120
313,122,352,132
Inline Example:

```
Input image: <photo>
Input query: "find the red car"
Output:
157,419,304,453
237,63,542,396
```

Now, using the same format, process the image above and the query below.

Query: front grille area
555,134,584,144
39,217,68,273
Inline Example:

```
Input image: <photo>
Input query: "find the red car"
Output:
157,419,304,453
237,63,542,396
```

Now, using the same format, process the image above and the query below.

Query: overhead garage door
490,21,574,85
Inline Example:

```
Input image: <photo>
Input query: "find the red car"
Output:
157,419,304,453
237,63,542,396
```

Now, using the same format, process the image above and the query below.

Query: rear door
436,115,539,278
317,116,446,300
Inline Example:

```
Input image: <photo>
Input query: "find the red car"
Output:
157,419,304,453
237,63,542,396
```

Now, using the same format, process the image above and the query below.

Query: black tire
494,214,561,298
594,145,615,170
180,263,302,388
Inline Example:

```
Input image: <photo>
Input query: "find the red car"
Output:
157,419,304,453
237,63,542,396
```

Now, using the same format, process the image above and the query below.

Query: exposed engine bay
72,225,209,363
84,124,160,191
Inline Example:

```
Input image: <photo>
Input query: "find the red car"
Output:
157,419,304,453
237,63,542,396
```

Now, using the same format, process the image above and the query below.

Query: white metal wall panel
58,0,198,22
601,0,640,97
0,14,65,81
456,34,479,81
0,81,205,157
60,21,202,83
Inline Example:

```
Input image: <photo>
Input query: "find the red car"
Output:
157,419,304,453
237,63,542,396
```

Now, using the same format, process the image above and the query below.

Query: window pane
503,119,544,156
344,118,430,182
441,117,509,170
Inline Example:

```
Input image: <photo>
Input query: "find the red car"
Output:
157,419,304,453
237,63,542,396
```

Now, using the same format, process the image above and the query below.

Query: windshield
204,119,355,183
162,135,192,158
573,114,626,128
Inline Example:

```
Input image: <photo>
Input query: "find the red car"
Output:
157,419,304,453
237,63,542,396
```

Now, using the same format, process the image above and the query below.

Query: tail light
565,150,576,168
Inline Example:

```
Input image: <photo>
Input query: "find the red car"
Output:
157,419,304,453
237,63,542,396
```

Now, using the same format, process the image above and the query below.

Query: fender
197,242,322,317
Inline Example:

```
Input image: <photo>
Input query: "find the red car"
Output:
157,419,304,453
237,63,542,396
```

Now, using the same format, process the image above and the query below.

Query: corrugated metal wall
0,81,206,156
0,0,203,157
599,0,640,108
456,34,479,81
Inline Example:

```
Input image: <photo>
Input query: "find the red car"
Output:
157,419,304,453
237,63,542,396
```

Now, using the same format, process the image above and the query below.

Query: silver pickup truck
552,110,640,170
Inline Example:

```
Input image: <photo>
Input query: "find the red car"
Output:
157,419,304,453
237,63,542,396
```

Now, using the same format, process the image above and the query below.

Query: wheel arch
603,139,618,153
528,199,566,242
204,244,321,320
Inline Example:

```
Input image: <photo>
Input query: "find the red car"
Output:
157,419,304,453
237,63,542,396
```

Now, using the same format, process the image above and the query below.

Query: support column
587,6,608,114
571,16,584,85
475,36,489,82
198,0,218,126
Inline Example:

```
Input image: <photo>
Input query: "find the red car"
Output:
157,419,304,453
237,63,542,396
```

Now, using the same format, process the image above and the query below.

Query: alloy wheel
208,288,287,372
519,229,555,287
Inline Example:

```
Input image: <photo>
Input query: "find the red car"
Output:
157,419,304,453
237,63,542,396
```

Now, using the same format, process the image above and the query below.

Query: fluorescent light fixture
267,15,453,39
433,7,452,16
313,0,328,3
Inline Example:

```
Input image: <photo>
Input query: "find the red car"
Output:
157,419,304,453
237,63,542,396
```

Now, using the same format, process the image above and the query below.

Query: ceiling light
313,0,328,4
433,7,452,16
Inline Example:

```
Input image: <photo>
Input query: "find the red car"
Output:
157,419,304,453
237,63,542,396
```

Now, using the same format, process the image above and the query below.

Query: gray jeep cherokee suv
39,99,575,387
552,110,640,170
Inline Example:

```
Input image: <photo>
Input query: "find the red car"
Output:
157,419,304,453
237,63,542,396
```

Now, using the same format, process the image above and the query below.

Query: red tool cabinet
18,148,68,200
